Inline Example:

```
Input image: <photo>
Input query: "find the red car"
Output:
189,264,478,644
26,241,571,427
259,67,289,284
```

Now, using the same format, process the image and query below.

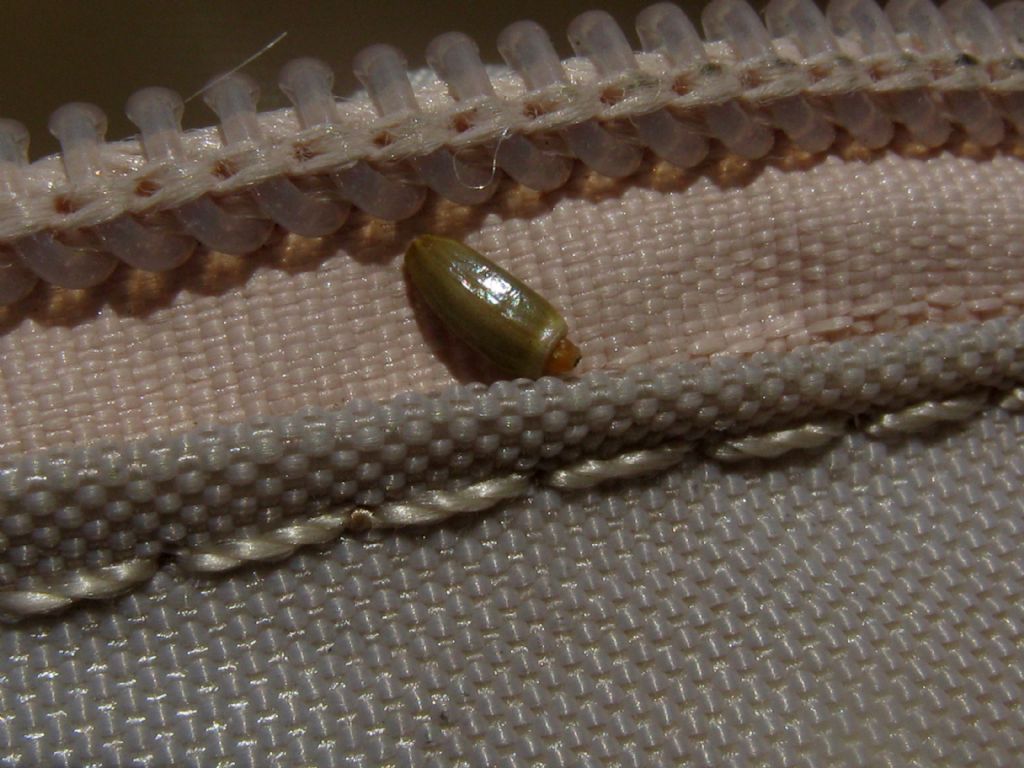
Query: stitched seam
0,315,1022,578
0,385,1020,621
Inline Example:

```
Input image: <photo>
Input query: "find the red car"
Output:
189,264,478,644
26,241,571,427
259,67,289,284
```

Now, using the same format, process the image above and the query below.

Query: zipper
0,0,1020,299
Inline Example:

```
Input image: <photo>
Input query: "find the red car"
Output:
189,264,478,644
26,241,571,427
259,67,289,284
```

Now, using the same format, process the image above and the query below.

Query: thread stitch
546,445,692,490
864,391,991,438
0,558,157,621
999,386,1024,412
703,417,850,462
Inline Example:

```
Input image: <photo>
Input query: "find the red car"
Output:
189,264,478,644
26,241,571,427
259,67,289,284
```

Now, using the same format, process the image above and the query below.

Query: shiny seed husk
404,235,580,378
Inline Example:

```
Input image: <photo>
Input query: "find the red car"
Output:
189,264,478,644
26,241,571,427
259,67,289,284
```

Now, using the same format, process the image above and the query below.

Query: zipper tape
0,0,1022,296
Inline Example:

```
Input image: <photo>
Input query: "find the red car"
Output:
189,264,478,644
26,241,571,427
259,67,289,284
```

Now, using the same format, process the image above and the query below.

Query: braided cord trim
998,386,1024,412
1,314,1023,618
0,559,157,621
704,418,850,463
2,383,1019,621
864,392,991,438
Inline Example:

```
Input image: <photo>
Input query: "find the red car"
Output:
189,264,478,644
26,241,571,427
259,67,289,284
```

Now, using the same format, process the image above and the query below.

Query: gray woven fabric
1,404,1020,766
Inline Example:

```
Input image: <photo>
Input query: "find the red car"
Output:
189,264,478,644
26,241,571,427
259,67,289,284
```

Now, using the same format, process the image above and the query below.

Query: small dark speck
212,160,234,180
955,53,979,67
293,143,317,162
54,195,77,215
135,179,160,197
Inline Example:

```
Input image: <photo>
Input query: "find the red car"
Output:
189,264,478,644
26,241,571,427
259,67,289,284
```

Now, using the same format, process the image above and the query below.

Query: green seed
404,235,581,378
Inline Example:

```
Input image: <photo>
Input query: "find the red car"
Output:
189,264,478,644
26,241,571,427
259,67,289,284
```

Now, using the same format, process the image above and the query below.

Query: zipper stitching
0,2,1020,256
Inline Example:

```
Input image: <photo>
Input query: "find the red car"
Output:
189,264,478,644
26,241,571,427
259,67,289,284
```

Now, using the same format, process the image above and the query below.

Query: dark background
0,0,715,159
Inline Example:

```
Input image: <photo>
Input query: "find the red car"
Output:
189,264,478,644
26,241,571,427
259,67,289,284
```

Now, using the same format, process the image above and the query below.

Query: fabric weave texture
0,61,1022,765
0,407,1021,766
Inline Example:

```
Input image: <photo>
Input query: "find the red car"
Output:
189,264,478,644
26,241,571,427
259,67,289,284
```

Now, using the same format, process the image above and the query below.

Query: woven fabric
2,149,1022,455
0,317,1020,592
0,13,1022,762
0,406,1021,766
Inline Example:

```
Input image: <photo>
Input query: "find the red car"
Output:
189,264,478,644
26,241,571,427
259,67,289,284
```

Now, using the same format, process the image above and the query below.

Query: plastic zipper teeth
0,0,1021,298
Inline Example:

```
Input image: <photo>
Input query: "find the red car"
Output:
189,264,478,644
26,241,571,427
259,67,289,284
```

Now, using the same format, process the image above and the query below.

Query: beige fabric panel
0,149,1021,455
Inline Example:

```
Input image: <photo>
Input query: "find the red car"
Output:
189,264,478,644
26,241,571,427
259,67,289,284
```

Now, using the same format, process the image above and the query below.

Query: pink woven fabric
0,146,1021,454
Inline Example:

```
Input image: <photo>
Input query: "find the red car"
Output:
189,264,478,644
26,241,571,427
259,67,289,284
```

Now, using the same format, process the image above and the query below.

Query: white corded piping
0,558,158,621
2,384,1017,621
864,391,991,438
998,386,1024,412
704,418,850,462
